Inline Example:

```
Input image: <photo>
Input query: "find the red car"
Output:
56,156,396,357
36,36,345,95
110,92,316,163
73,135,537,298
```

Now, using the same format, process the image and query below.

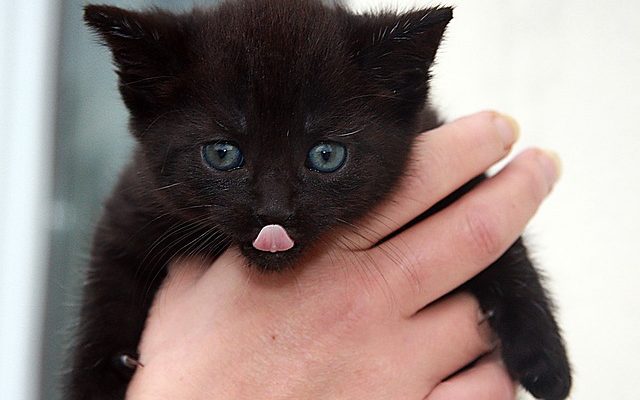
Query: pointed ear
349,7,453,115
84,5,190,114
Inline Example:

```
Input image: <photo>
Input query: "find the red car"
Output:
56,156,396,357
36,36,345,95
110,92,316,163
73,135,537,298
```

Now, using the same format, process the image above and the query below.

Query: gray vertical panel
41,1,219,399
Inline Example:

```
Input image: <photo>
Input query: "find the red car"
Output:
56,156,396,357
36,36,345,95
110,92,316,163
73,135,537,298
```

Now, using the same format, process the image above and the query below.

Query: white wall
349,0,640,399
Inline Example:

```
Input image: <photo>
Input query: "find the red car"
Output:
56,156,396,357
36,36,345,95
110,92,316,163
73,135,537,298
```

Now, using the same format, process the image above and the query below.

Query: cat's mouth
238,224,302,271
240,243,302,271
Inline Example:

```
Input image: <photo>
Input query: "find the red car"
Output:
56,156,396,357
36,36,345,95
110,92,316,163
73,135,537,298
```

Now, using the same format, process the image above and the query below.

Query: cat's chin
240,243,303,272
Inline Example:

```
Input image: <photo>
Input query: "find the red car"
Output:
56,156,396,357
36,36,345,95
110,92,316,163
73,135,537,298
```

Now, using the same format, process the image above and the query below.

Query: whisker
336,128,364,137
120,75,176,87
137,219,198,276
152,182,184,192
128,204,216,244
336,218,377,245
138,221,204,302
138,109,182,137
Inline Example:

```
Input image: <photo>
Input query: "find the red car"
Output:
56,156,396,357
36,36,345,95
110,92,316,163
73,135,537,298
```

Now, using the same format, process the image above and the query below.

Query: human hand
126,111,560,399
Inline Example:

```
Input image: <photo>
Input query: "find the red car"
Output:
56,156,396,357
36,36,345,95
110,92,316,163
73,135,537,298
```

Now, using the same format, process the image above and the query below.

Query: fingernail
494,113,520,149
540,149,562,188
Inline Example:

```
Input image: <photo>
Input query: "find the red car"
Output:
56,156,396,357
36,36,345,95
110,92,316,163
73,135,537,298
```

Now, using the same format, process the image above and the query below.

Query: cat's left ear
348,7,453,115
84,5,190,115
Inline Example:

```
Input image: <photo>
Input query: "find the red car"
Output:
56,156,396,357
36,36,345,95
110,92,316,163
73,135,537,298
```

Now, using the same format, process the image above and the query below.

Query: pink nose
252,224,295,253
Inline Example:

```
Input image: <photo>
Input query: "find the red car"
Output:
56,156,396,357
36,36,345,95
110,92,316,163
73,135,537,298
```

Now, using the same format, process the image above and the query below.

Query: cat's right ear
84,5,190,115
346,7,452,119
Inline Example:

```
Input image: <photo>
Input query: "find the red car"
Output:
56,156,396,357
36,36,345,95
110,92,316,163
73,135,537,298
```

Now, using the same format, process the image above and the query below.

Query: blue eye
202,142,244,171
306,142,347,173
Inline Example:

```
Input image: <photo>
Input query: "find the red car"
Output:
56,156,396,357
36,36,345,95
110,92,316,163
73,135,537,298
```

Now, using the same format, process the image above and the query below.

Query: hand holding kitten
127,112,559,399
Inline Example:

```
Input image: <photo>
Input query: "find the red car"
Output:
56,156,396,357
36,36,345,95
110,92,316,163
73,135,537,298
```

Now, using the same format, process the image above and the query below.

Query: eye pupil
307,142,346,173
217,149,227,159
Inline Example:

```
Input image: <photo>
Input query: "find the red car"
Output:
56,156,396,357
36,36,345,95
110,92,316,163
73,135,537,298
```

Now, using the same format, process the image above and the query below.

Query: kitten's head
85,0,451,270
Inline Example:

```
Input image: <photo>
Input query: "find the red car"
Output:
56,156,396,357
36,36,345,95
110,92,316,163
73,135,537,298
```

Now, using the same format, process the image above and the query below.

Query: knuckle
463,205,503,258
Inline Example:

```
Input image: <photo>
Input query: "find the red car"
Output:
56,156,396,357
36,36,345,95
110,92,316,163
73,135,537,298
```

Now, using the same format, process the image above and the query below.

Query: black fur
69,1,571,398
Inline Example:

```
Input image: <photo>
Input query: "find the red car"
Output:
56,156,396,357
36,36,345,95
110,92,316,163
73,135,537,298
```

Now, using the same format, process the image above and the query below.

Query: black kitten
70,0,571,398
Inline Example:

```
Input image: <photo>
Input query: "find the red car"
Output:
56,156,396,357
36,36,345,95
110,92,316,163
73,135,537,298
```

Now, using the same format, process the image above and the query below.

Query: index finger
342,111,519,249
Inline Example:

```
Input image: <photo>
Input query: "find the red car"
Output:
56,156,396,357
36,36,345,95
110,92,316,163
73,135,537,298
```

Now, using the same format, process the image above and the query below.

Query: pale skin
126,111,561,400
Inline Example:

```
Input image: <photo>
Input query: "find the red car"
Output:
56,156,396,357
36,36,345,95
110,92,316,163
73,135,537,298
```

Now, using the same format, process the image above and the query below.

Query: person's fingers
342,111,519,249
370,148,560,316
403,292,496,386
425,351,517,400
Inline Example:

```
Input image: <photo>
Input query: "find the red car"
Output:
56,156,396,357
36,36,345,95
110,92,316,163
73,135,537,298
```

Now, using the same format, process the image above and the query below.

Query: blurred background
0,0,638,399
